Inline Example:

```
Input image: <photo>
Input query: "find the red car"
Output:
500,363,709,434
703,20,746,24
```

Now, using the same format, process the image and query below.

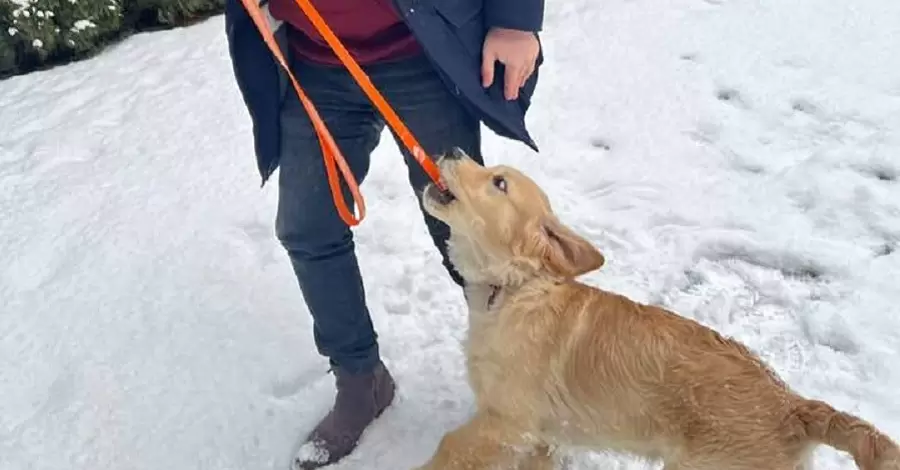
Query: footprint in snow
857,162,898,183
790,97,820,115
874,242,896,258
715,87,749,109
692,237,829,282
589,137,612,151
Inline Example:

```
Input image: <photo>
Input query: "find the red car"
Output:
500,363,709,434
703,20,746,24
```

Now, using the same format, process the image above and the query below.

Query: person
223,0,544,467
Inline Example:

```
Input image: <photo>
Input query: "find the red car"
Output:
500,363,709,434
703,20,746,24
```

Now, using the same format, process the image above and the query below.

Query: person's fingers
482,49,496,88
518,62,534,91
505,62,524,99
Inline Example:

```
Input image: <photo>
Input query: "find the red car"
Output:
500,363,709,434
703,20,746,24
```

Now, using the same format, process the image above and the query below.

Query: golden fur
414,149,900,470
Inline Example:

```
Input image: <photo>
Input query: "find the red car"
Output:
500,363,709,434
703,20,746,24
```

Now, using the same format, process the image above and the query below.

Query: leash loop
237,0,446,227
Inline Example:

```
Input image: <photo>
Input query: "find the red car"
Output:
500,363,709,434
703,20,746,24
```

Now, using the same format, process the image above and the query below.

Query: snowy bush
0,0,222,77
124,0,224,28
0,0,122,75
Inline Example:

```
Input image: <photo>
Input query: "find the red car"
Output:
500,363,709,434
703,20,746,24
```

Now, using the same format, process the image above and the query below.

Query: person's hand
481,27,540,100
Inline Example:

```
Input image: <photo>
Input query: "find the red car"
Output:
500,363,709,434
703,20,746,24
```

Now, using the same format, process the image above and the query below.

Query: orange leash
238,0,446,227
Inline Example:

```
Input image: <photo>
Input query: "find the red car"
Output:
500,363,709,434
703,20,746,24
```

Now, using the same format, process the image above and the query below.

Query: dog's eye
492,175,508,193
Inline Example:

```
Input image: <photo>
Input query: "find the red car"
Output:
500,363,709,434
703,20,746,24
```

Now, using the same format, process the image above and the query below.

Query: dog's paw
556,454,576,470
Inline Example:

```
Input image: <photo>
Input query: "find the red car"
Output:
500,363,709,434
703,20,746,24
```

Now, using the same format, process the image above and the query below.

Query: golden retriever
414,148,899,470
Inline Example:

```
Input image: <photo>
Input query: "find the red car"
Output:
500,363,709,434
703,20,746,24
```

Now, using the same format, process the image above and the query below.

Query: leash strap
237,0,446,227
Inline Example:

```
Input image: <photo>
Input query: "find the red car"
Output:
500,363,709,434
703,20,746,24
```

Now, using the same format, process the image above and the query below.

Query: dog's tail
791,399,900,470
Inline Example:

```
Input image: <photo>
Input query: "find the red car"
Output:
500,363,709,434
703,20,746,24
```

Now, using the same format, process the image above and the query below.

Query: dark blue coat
224,0,545,185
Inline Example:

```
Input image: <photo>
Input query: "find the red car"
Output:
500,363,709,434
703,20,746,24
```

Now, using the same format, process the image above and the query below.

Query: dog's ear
538,216,605,278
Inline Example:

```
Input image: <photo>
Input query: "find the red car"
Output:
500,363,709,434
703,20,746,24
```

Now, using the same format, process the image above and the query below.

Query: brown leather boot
292,361,396,469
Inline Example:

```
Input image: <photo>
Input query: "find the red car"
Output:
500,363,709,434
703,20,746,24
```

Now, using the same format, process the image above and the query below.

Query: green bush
0,0,223,78
124,0,224,28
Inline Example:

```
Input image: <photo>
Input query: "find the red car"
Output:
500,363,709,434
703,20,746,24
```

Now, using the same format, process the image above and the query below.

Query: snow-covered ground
2,0,899,468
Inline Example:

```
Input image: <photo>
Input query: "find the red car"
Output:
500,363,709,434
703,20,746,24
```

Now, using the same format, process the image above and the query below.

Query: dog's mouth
426,181,457,206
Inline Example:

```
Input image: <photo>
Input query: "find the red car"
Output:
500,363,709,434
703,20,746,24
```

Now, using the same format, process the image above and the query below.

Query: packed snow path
2,0,899,469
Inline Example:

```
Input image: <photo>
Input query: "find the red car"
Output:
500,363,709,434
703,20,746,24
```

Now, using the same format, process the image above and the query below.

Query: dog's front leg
414,410,534,470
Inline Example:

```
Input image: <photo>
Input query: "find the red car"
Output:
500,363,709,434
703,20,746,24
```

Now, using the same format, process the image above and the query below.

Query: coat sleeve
484,0,545,32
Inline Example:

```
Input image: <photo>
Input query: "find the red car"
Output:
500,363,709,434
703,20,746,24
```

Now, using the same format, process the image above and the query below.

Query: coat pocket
433,0,485,56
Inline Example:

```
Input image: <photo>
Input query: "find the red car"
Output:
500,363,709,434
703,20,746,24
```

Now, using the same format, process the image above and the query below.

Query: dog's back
532,280,900,470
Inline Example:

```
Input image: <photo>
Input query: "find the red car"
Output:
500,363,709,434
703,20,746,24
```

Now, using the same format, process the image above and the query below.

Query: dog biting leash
237,0,446,227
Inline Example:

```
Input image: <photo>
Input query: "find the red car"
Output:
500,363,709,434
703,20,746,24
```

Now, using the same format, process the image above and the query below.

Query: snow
71,20,97,32
1,0,899,468
295,440,330,467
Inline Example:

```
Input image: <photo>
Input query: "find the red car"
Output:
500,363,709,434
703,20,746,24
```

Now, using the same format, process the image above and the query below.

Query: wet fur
414,149,900,470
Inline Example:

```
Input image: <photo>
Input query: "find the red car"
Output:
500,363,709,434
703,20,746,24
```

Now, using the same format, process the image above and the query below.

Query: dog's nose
444,147,467,161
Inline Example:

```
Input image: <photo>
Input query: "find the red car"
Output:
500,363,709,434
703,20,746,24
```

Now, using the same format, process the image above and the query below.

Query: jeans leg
369,56,484,288
275,59,385,375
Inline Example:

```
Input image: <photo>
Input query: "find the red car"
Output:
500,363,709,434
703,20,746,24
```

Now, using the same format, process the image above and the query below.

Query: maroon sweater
268,0,423,66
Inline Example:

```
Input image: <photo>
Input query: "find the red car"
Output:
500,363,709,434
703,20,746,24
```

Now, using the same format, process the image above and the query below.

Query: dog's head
422,148,605,286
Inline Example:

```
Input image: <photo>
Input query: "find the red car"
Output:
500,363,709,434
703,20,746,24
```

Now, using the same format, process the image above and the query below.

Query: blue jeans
275,53,483,375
